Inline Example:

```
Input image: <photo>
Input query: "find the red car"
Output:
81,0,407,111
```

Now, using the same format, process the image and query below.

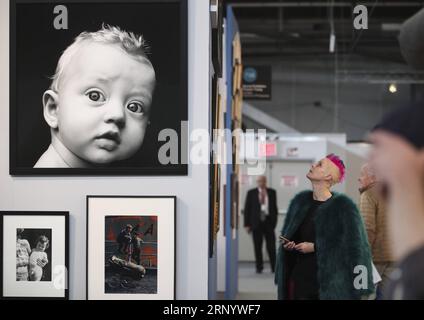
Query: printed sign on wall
242,66,272,100
281,175,299,188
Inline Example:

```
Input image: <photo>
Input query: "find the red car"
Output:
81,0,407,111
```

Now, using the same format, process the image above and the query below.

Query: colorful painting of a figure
104,216,157,294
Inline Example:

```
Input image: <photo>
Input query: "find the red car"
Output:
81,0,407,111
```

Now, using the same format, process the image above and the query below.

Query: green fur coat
275,190,375,300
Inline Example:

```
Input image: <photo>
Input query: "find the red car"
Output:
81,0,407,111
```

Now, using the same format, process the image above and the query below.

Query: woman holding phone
275,154,375,300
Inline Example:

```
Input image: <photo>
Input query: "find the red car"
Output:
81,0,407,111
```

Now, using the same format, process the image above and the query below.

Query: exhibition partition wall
212,4,242,300
224,5,241,300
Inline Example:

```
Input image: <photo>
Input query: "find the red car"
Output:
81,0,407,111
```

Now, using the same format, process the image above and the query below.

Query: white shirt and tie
258,187,268,221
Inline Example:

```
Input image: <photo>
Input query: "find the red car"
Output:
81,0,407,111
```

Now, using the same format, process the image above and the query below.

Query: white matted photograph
0,212,69,300
86,196,176,300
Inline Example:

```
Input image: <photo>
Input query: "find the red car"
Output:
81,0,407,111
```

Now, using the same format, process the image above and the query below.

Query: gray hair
362,163,376,178
50,24,152,92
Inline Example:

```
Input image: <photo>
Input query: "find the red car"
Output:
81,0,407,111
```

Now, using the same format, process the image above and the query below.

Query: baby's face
55,43,155,164
36,241,47,251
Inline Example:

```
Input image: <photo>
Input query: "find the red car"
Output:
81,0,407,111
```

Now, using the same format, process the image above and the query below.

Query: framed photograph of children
10,0,188,176
0,211,69,300
86,196,176,300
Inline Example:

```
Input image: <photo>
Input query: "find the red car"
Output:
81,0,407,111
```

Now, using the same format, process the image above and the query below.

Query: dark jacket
244,188,278,229
384,246,424,300
275,190,375,300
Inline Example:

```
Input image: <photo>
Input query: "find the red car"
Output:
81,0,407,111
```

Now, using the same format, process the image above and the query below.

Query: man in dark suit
244,175,278,273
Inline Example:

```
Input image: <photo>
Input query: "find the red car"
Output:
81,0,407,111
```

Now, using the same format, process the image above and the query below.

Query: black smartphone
279,235,291,243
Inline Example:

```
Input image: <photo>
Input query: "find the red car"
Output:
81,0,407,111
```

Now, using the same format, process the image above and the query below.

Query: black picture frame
211,0,223,78
86,195,176,300
10,0,188,176
0,211,69,300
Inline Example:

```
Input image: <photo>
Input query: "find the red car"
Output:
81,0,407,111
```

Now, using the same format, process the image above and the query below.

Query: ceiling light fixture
389,83,397,93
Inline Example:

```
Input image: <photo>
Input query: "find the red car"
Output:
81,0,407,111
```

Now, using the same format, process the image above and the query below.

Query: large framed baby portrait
10,0,188,176
86,196,176,300
0,211,69,300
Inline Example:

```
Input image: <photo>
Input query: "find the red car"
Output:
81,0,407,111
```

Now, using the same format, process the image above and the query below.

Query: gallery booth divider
223,5,240,300
208,4,242,300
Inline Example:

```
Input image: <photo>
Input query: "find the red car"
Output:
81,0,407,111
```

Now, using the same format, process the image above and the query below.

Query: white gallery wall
0,0,210,300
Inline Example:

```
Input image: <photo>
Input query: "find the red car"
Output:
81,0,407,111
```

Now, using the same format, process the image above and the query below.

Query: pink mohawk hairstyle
326,153,346,183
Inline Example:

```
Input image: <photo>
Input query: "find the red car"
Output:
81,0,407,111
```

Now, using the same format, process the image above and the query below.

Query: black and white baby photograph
10,0,187,175
16,228,52,282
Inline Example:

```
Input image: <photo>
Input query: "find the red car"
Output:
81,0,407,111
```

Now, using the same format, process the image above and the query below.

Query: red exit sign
259,142,277,157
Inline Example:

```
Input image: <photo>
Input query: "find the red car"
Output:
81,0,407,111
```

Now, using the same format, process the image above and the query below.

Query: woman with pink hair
275,154,375,300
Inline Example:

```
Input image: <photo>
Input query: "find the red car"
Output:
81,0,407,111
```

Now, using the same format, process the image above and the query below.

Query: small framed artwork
10,0,188,176
0,211,69,300
211,0,223,77
86,196,176,300
230,173,240,230
209,162,221,257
